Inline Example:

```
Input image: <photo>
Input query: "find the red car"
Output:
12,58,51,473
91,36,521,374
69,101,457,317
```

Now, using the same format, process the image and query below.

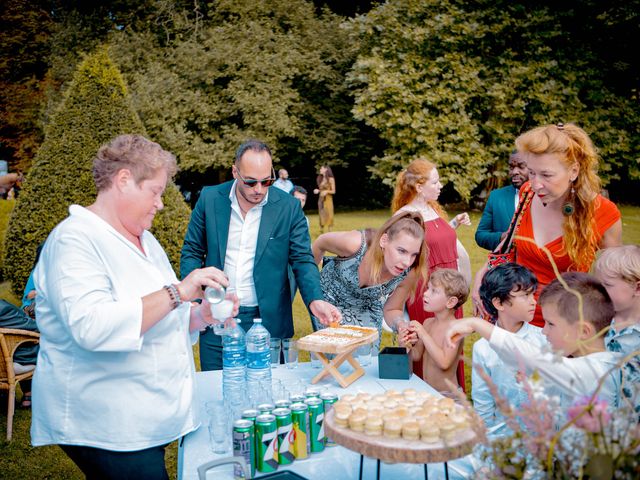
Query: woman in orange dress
472,123,622,326
314,165,336,232
385,158,472,384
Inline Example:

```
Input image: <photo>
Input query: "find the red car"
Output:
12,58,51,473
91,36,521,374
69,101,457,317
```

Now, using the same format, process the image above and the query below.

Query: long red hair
391,158,447,219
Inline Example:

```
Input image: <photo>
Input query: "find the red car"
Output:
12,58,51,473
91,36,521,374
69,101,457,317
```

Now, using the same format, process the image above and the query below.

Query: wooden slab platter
324,409,479,464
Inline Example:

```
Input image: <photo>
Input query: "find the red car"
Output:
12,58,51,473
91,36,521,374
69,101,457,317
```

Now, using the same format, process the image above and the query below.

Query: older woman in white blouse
31,135,235,479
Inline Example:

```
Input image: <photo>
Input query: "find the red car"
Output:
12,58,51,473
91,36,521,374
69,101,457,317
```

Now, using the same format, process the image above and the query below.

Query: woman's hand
313,188,320,195
450,212,471,229
472,264,489,317
177,266,229,302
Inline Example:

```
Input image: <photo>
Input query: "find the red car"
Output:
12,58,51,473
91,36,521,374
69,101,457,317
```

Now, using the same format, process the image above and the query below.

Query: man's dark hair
539,272,614,333
292,185,307,196
480,263,538,321
235,139,272,164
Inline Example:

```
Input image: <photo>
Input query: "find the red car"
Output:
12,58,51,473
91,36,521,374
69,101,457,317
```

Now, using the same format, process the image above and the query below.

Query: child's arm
410,320,460,370
447,318,615,398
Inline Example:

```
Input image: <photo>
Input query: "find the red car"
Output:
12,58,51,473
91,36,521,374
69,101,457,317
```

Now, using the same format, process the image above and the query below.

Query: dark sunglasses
236,167,276,187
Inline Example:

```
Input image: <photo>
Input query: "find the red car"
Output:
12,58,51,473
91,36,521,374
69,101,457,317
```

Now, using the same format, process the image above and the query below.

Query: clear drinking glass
270,338,281,368
283,339,298,369
310,351,322,369
357,344,372,366
210,287,236,335
207,403,229,454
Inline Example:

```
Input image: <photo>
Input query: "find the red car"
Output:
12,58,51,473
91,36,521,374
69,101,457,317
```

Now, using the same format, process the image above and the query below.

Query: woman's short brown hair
93,135,177,191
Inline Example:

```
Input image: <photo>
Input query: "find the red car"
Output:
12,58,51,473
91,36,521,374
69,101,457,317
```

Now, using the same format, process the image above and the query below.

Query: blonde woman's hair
366,211,428,290
391,158,447,220
429,268,469,310
515,123,602,269
594,245,640,284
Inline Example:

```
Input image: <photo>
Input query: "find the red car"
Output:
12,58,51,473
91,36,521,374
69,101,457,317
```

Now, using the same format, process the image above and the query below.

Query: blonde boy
594,245,640,411
402,268,468,394
447,272,620,413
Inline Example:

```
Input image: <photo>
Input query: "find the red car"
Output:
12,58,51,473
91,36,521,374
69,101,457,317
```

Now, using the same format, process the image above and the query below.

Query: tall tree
3,48,190,295
346,0,640,201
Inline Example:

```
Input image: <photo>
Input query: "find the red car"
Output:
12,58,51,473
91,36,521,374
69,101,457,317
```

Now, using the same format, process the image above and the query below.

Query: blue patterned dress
312,232,409,350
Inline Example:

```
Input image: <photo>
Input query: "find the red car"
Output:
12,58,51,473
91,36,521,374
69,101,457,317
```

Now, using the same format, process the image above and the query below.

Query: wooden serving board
297,328,378,354
324,409,479,464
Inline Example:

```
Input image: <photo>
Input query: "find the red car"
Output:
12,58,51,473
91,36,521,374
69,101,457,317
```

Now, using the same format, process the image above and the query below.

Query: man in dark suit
475,151,529,251
180,139,340,370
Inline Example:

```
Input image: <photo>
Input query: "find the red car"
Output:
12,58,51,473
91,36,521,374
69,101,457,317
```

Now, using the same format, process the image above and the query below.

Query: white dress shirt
225,181,268,306
31,205,198,451
472,322,547,435
489,327,621,415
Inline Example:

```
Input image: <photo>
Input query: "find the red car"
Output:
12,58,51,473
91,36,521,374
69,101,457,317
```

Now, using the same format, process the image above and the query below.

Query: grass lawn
1,205,638,479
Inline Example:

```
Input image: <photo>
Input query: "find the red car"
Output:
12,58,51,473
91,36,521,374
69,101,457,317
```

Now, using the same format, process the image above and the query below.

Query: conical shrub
3,47,190,296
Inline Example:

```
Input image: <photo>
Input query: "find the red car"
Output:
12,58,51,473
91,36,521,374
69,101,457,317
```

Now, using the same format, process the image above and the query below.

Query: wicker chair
0,327,40,441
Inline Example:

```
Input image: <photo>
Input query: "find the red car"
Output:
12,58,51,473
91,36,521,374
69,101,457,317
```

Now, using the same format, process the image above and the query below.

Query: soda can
304,386,321,398
320,392,338,447
241,409,259,424
233,419,255,479
273,407,294,465
289,394,305,404
290,402,309,460
255,414,279,472
274,399,291,409
257,403,275,415
305,397,325,453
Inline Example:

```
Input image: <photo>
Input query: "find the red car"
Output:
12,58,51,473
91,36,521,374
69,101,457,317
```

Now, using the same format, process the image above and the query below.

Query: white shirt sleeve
489,327,612,398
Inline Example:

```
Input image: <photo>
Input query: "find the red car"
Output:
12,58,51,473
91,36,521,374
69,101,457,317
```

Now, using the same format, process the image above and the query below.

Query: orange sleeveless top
515,192,620,326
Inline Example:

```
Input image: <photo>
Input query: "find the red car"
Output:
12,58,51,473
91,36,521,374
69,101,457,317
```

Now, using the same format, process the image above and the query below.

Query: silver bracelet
163,284,182,310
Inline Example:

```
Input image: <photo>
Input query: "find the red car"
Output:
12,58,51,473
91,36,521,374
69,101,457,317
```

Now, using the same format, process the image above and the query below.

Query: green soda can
305,397,325,453
304,386,321,398
241,409,259,424
233,419,255,479
273,407,294,465
255,414,279,473
257,403,275,415
320,392,338,447
290,402,309,460
289,394,305,404
274,399,291,409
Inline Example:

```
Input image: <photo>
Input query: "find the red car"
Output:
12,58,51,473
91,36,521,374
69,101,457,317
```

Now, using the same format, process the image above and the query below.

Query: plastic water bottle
222,319,246,404
245,318,272,400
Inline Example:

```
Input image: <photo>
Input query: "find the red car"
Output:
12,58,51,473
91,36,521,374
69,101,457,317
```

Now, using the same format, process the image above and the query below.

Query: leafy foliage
3,48,189,296
109,0,366,175
346,0,640,201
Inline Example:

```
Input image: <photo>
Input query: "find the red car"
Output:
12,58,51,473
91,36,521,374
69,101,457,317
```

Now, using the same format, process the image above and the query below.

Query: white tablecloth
178,359,473,479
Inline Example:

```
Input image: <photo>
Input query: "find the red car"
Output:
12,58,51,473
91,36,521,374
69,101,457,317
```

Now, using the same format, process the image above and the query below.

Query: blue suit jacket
180,181,323,338
475,185,517,251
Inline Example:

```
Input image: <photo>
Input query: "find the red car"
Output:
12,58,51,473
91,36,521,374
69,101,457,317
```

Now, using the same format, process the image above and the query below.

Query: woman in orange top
472,123,622,327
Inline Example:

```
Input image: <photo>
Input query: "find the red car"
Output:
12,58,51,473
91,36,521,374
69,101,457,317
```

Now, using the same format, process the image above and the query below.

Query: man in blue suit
475,151,529,251
180,139,341,370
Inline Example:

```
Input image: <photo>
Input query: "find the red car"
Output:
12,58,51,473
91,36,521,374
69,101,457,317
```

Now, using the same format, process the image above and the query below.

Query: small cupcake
364,417,383,436
349,411,367,432
420,423,441,444
402,421,420,441
384,418,402,439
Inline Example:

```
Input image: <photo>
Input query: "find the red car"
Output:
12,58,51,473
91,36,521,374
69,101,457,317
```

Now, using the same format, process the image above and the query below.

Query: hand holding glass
208,287,237,335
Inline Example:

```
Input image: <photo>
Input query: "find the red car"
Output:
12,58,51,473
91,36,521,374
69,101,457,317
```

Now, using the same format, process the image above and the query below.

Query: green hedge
3,47,190,296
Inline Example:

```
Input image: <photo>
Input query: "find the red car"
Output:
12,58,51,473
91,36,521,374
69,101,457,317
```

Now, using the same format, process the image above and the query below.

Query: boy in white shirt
448,272,621,417
593,245,640,412
472,263,547,435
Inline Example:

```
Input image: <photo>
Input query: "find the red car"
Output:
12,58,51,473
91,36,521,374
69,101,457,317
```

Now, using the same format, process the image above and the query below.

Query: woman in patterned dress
311,212,429,349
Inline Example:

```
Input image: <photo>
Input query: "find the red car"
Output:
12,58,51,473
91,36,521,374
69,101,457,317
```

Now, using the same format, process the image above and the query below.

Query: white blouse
31,205,199,451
